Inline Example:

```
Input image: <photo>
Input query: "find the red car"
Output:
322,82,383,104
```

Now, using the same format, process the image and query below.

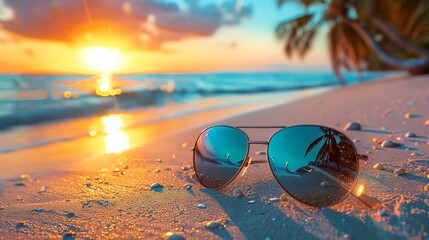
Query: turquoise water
0,71,387,130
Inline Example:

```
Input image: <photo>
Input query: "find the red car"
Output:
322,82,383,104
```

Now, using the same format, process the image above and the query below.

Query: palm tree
276,0,429,83
304,127,341,169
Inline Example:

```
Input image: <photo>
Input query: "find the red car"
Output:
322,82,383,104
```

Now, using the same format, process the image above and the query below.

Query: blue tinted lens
193,126,248,189
268,126,358,207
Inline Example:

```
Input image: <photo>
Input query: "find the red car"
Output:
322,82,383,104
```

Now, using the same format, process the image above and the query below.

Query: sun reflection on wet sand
101,115,130,154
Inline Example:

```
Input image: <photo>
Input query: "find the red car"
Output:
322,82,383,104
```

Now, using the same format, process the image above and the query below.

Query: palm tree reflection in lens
268,126,358,207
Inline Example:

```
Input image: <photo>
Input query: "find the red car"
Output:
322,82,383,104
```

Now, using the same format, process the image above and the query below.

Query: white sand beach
1,75,428,239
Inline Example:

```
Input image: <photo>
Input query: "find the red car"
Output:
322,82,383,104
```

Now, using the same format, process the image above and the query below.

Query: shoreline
0,86,333,179
0,71,389,130
1,74,428,239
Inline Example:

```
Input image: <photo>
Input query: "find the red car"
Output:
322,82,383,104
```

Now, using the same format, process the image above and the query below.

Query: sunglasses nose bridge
248,140,269,145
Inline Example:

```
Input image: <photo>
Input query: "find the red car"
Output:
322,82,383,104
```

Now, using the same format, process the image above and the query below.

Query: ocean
0,71,387,131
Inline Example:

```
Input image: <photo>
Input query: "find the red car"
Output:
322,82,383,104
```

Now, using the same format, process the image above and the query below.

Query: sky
0,0,329,74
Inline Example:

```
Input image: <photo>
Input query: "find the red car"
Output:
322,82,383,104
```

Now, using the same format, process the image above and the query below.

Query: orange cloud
1,0,251,51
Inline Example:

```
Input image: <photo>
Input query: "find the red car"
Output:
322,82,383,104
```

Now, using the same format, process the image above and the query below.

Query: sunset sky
0,0,329,74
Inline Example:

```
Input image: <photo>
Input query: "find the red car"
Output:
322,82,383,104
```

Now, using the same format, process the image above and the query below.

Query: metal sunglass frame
192,125,378,209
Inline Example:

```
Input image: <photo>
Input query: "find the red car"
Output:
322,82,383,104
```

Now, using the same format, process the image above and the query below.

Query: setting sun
79,47,123,73
77,47,125,96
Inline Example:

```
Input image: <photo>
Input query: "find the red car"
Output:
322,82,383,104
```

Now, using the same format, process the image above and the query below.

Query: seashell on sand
381,140,395,148
206,221,222,228
373,163,385,170
233,188,244,198
394,168,406,176
404,132,417,138
344,122,362,131
150,182,162,188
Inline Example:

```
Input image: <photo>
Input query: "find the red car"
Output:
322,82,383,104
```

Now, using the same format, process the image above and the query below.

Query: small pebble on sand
183,184,192,190
197,204,207,209
248,200,256,204
373,163,385,170
425,120,429,126
394,168,406,176
20,174,30,179
14,182,26,187
113,168,120,172
181,166,189,171
344,122,362,131
405,132,417,138
62,232,77,239
15,222,26,229
372,138,381,143
155,169,160,173
157,158,162,162
65,212,75,218
269,197,279,202
181,142,188,148
206,221,222,228
411,152,423,157
85,183,92,188
233,188,244,198
33,208,44,213
381,140,395,148
353,139,360,143
150,182,162,188
424,184,429,192
164,232,185,240
404,113,418,119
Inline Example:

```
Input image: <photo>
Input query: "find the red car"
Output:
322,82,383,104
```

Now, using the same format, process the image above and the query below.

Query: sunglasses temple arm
308,166,379,209
357,154,368,161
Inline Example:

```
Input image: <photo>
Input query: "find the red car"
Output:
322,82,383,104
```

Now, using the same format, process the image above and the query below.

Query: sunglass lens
193,126,248,189
268,126,358,207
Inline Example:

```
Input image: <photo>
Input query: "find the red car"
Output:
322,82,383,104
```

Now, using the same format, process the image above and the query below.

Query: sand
0,74,428,239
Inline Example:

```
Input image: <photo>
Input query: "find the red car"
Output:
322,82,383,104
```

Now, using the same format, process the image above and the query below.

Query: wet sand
1,74,428,239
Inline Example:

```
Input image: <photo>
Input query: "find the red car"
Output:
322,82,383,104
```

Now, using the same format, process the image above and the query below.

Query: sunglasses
192,125,378,208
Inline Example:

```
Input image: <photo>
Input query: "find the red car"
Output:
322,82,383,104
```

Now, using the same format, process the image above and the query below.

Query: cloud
0,0,13,21
0,0,251,51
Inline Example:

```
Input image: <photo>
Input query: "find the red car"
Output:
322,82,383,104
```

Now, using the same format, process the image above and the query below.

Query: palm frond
304,135,324,157
327,24,345,84
340,24,361,72
404,1,429,38
299,28,317,57
275,14,313,39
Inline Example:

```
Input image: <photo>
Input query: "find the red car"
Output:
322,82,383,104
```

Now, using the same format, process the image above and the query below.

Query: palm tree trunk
343,19,429,70
372,17,429,56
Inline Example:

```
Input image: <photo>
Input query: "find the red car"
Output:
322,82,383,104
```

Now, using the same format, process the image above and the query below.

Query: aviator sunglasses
192,125,378,208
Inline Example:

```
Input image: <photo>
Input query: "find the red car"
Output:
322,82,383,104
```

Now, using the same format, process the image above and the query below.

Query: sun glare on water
102,115,130,154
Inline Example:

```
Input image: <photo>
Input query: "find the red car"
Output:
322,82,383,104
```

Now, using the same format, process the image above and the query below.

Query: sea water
0,71,387,130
